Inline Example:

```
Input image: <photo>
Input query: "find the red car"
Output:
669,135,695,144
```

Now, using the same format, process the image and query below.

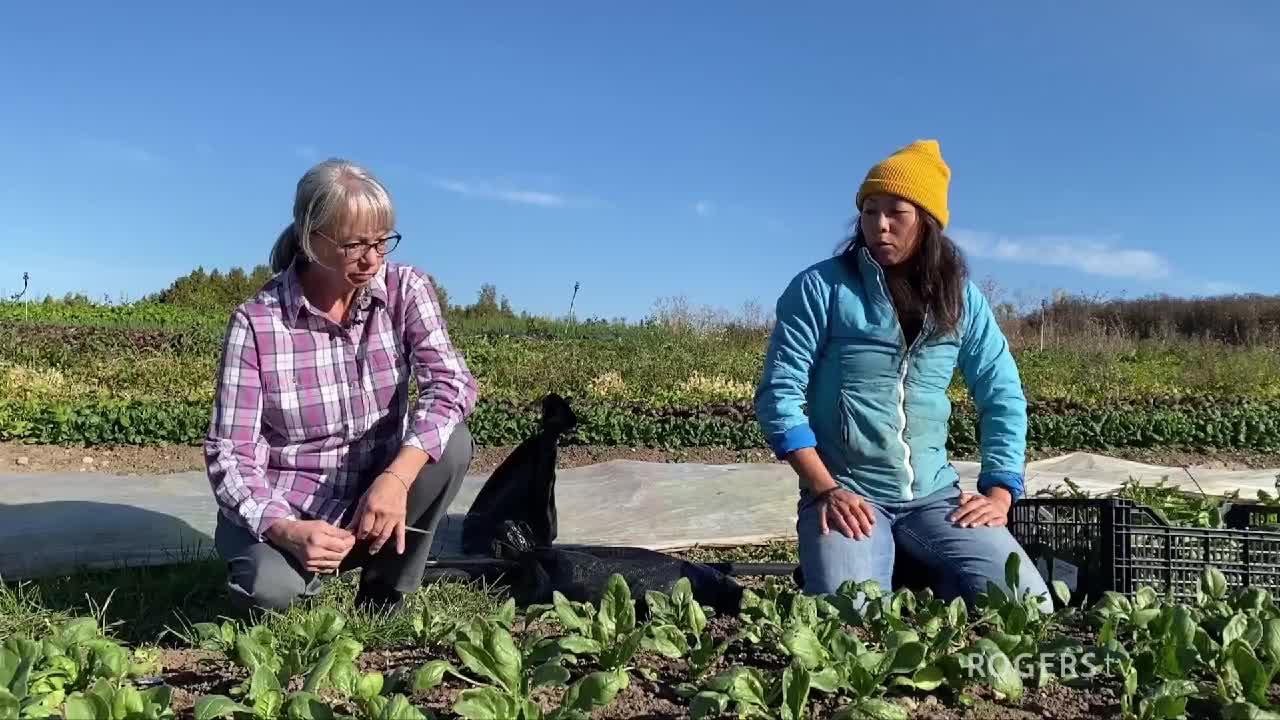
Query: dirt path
4,441,1280,476
0,441,779,476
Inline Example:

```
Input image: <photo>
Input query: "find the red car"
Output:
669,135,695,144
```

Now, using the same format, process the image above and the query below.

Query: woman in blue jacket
755,139,1051,609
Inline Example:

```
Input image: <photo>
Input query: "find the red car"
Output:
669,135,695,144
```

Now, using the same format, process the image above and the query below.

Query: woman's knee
796,504,893,596
439,423,474,479
409,425,472,500
227,544,312,612
958,531,1053,611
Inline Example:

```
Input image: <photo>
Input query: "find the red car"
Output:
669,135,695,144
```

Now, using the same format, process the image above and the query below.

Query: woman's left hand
350,474,409,555
949,490,1012,528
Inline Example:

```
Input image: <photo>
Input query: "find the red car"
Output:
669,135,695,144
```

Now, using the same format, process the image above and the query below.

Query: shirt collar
281,260,306,327
367,262,390,306
280,260,389,328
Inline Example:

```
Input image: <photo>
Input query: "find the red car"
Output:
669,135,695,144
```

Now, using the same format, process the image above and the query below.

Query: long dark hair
839,209,969,340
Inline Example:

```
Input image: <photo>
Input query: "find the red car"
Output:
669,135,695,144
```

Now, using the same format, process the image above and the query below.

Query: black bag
459,393,744,617
492,520,744,618
461,393,576,555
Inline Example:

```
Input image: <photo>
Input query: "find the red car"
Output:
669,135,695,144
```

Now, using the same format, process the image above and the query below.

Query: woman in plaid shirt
205,159,478,614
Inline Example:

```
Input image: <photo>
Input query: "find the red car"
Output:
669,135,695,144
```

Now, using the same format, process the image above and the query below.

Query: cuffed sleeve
977,469,1025,501
401,269,478,463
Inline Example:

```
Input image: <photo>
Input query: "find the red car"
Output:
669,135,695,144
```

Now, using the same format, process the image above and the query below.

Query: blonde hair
269,158,396,273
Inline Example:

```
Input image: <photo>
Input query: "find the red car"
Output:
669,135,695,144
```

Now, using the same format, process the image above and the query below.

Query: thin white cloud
951,229,1172,280
694,200,715,217
428,177,571,208
1201,281,1248,296
77,138,162,167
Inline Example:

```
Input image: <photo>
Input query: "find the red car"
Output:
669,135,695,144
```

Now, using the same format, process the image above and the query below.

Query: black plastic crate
1009,497,1280,607
1008,498,1113,607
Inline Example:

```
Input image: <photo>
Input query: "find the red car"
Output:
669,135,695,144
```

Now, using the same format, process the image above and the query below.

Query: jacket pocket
837,390,861,464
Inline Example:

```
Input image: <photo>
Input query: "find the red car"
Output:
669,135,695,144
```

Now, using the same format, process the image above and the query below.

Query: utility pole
1040,299,1047,351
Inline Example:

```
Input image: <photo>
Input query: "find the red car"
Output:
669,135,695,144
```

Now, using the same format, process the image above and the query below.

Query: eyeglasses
315,230,401,260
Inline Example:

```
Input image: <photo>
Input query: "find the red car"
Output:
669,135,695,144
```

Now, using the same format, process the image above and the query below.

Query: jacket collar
851,243,894,311
850,243,936,340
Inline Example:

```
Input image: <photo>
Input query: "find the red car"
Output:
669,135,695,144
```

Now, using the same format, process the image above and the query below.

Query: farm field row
5,559,1276,720
5,308,1280,452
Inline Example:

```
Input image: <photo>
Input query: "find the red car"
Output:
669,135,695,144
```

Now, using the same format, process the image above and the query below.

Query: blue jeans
796,483,1052,612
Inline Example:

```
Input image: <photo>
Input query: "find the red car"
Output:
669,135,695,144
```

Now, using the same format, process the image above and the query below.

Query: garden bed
5,556,1280,720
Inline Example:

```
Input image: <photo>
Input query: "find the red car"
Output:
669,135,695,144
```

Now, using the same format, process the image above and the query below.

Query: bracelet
384,468,412,490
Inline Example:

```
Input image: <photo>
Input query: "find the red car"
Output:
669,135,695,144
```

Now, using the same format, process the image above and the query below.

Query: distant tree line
17,264,1277,347
151,265,275,312
973,277,1280,348
144,265,520,321
137,267,1280,346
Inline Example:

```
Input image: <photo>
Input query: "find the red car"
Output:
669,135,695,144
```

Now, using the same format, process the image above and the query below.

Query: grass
0,560,504,650
0,543,799,650
677,540,799,565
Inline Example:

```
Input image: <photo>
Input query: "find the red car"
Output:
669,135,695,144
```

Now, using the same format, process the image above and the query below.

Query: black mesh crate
1009,498,1280,607
1008,498,1114,607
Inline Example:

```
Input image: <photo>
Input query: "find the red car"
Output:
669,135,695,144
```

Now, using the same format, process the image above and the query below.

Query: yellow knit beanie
856,139,951,228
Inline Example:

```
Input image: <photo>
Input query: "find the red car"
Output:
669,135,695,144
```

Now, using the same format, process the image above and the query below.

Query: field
4,301,1280,454
6,296,1280,719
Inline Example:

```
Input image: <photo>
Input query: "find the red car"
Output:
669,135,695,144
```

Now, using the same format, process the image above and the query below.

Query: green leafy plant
975,554,1070,638
642,578,711,660
0,619,175,720
62,680,174,720
551,575,647,673
687,663,815,720
195,609,367,720
412,617,626,720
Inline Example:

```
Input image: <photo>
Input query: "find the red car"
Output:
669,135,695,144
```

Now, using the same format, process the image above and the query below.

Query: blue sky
1,1,1277,321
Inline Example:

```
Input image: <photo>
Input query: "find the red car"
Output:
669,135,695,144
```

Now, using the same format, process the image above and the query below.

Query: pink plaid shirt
204,260,477,540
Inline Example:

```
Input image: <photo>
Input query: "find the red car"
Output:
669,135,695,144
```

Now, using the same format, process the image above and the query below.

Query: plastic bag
461,393,576,555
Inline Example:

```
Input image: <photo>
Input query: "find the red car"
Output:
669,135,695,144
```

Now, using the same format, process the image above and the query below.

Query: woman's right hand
266,519,356,573
788,448,877,539
813,487,877,539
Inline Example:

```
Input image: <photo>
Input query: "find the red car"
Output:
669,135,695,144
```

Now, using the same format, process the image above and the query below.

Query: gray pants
215,424,474,612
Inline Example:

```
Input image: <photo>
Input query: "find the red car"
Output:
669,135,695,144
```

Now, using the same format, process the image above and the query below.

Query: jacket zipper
896,318,931,500
868,249,931,500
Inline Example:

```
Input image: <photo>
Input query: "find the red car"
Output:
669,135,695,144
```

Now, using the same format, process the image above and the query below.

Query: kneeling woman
755,140,1050,609
205,159,477,614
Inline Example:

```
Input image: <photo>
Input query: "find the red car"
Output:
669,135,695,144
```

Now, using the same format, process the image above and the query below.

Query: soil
0,441,778,476
154,648,241,715
5,440,1280,476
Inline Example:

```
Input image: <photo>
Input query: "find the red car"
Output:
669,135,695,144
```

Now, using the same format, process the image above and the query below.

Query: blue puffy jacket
754,245,1028,502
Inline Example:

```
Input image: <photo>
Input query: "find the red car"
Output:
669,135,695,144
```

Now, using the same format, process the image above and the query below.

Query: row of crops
4,302,1280,451
8,559,1280,720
